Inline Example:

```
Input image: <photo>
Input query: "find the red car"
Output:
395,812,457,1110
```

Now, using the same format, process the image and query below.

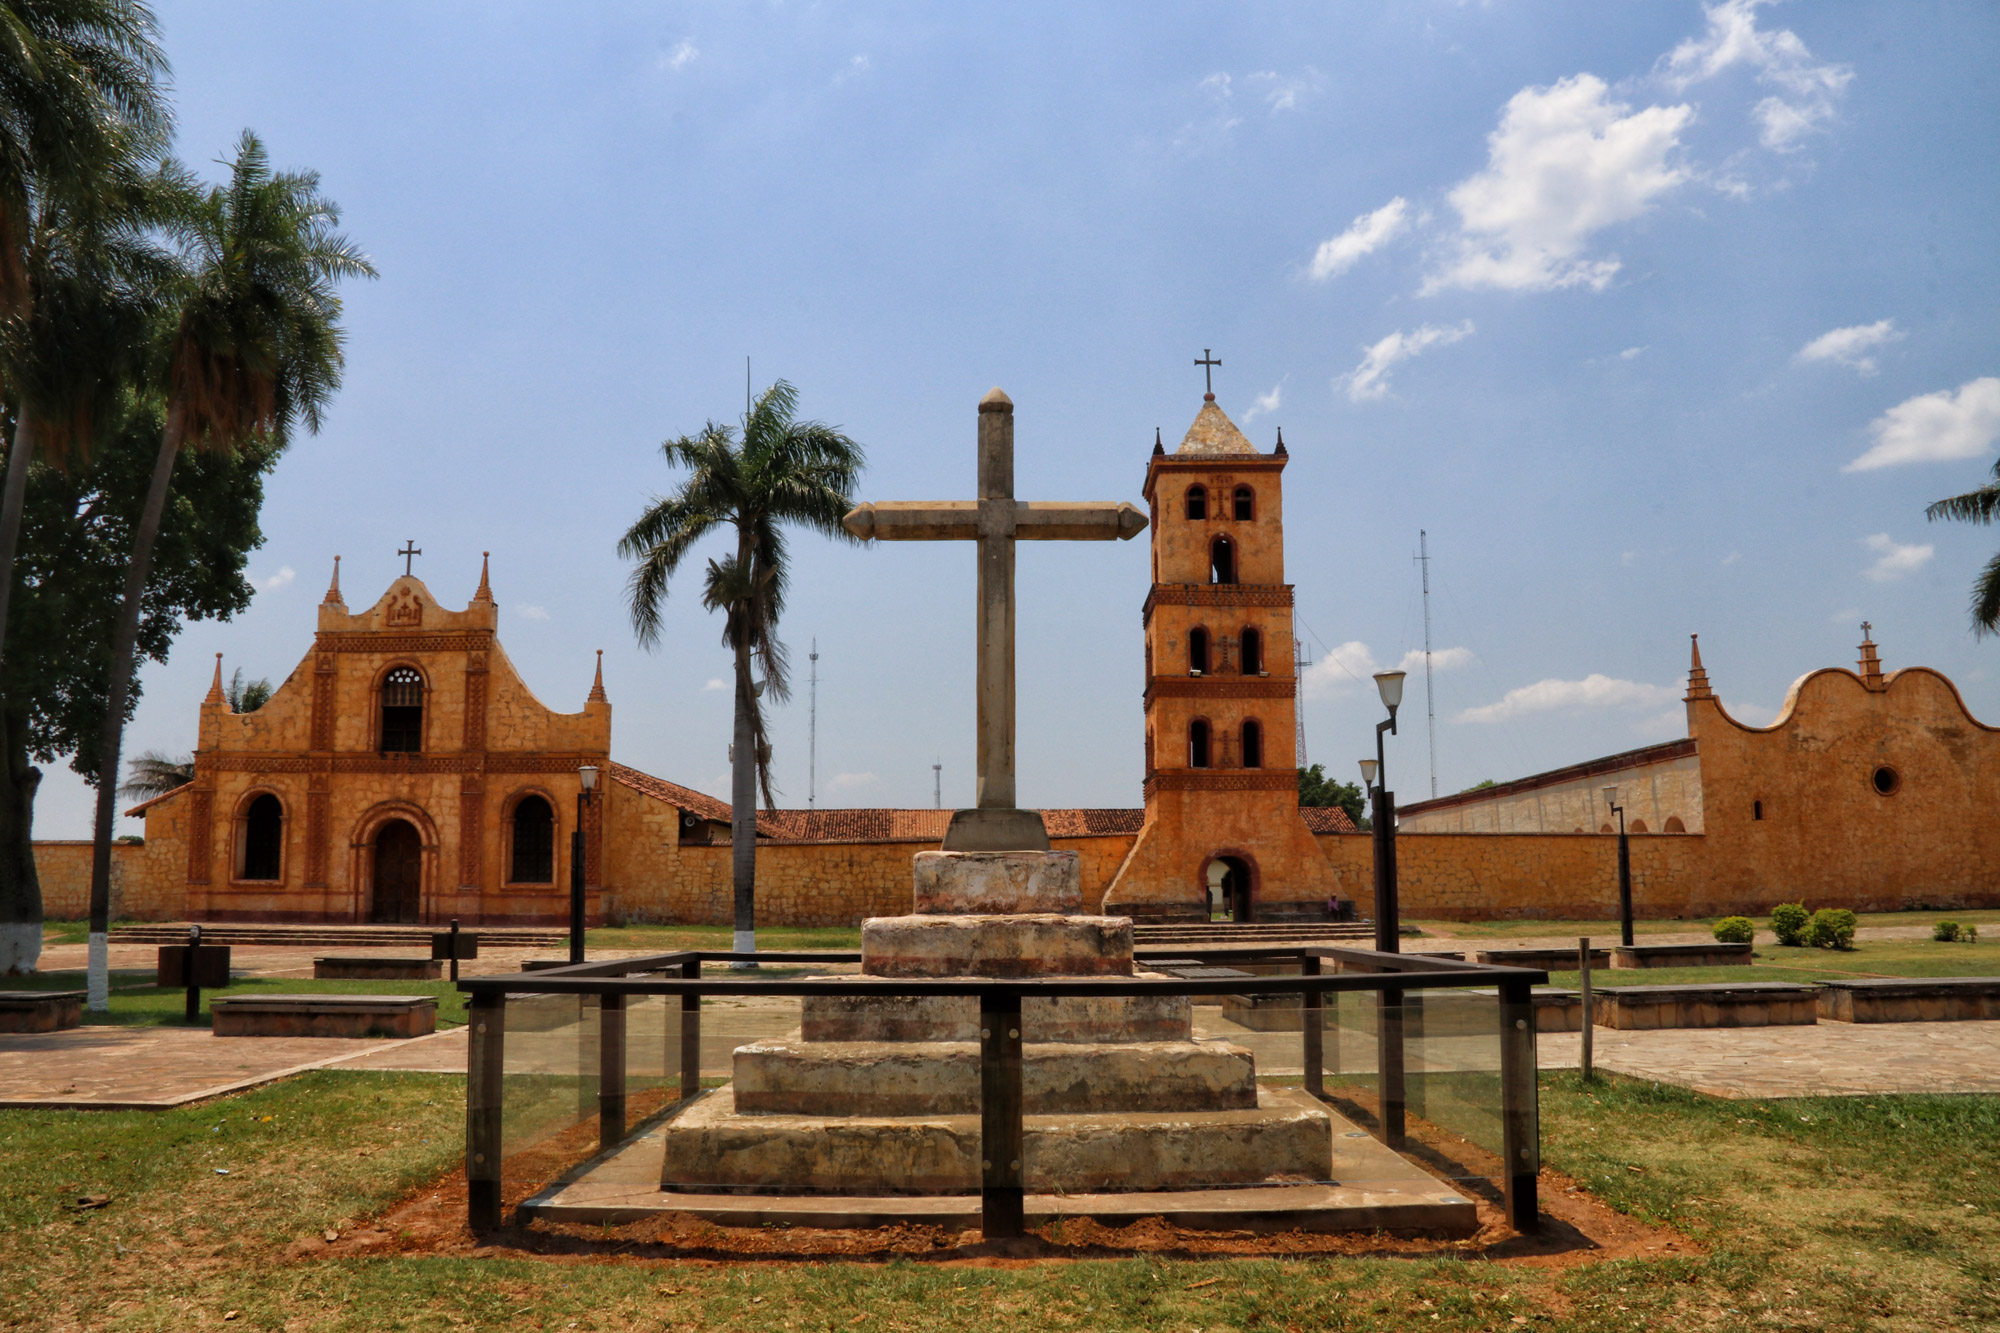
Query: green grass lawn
1,1068,1995,1330
4,969,476,1027
1537,935,2000,990
1415,907,2000,941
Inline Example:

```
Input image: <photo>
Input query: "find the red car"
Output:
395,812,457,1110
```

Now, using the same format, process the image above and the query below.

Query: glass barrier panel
500,993,598,1198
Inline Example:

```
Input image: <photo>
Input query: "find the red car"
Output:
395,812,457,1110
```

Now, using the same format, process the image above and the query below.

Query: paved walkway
1536,1020,2000,1098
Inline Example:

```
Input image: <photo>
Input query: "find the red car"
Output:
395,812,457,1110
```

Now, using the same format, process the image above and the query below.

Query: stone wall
33,841,172,920
1398,748,1703,835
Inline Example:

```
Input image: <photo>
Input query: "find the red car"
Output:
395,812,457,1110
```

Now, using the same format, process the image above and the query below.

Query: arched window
1241,719,1263,769
239,793,282,880
1188,628,1210,675
1189,720,1211,769
1184,485,1208,520
1663,816,1686,833
1233,486,1254,521
380,667,424,752
1240,627,1262,674
1599,823,1614,834
1629,819,1649,834
1209,536,1236,584
510,795,555,884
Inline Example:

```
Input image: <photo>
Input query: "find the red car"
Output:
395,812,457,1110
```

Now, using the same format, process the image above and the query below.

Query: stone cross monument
843,388,1147,851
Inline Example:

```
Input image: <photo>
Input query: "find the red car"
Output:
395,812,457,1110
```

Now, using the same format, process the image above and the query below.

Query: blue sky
38,1,2000,835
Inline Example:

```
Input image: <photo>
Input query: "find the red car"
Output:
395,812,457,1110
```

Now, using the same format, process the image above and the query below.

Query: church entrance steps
657,1085,1334,1195
528,1090,1473,1234
731,1038,1258,1116
799,977,1192,1043
109,923,568,949
861,914,1133,977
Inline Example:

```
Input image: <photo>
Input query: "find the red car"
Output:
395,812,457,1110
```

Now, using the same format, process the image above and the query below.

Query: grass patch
1417,907,2000,941
1544,935,2000,989
1,1062,1995,1329
10,970,476,1027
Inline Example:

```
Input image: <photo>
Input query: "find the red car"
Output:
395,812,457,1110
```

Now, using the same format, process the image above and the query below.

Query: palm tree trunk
0,412,38,672
84,397,184,1009
729,626,758,966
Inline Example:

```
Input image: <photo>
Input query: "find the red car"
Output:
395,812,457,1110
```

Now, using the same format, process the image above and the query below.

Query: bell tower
1102,390,1352,921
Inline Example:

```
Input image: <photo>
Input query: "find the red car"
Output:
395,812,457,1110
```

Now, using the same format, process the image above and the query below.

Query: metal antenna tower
932,758,942,809
746,356,752,418
807,638,819,808
1293,636,1310,768
1416,530,1437,798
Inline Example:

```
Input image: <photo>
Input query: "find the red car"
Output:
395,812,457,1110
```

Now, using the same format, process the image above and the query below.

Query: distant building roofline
1398,737,1696,819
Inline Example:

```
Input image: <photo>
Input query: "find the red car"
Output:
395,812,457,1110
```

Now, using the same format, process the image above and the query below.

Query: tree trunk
729,529,757,965
84,397,185,1009
0,704,41,975
0,412,40,673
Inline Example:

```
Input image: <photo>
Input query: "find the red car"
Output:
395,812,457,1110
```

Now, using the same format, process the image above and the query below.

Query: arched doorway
1206,854,1254,922
371,820,423,923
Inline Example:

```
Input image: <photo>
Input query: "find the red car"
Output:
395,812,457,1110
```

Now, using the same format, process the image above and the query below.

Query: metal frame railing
459,946,1547,1239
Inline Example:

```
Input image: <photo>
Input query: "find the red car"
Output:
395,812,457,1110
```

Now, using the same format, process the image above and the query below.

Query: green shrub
1806,907,1858,950
1712,916,1755,944
1770,902,1810,946
1966,924,1980,944
1934,920,1962,942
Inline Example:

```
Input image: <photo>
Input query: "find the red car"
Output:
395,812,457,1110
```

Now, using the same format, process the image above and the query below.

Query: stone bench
1611,942,1753,969
1474,947,1608,971
1817,977,2000,1023
1592,982,1817,1029
313,956,443,981
0,990,84,1033
211,994,437,1039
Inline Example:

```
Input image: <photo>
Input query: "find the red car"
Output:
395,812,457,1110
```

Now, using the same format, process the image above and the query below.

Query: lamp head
1600,784,1618,810
579,764,600,794
1358,758,1380,789
1373,669,1406,714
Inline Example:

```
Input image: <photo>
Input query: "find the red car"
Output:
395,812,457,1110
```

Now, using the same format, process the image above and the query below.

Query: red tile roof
608,762,736,825
1300,805,1360,834
123,783,192,818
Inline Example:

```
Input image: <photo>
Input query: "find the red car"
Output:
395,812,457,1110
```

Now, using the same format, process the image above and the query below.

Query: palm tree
82,131,373,1007
0,0,170,667
620,380,865,959
116,748,187,801
1928,459,2000,635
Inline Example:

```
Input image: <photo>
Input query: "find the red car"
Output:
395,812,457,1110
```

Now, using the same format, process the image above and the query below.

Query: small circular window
1872,766,1900,796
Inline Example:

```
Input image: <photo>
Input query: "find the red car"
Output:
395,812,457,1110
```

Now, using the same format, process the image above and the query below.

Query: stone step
800,976,1191,1044
862,913,1133,978
732,1038,1257,1116
661,1085,1334,1195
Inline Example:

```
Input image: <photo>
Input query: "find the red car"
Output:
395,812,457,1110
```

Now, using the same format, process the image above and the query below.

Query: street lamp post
570,764,599,965
1365,670,1406,953
1601,785,1633,948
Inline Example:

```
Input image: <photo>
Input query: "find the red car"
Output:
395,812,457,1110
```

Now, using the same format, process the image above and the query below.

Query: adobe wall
1397,753,1703,835
33,841,174,920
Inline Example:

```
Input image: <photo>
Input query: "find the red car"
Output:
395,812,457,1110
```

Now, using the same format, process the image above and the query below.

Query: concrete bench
1611,942,1753,969
1817,977,2000,1023
313,956,443,981
1475,947,1608,971
1593,982,1817,1029
211,994,437,1039
0,990,84,1032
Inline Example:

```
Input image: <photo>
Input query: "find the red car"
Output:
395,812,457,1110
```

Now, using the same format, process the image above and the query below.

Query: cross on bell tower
398,541,422,576
1194,348,1222,400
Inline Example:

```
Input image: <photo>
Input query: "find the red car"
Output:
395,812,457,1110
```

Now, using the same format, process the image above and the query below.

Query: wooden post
980,989,1025,1240
1499,976,1540,1233
1578,936,1594,1081
466,991,505,1231
679,958,702,1101
1301,955,1323,1102
598,992,626,1150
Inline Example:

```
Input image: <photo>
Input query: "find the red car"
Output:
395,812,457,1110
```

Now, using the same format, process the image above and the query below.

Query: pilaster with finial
473,551,494,603
322,555,344,606
588,649,608,704
1858,622,1885,690
1685,634,1715,701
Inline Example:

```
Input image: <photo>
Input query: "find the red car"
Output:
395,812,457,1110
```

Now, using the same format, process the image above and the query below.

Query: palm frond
1973,550,2000,638
118,748,192,802
1926,482,2000,526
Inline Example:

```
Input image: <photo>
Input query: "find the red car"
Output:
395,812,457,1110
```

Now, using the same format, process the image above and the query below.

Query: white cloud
1659,0,1852,151
1721,550,1742,565
1242,381,1283,423
1723,698,1778,726
1843,378,2000,472
1174,73,1245,153
1796,319,1903,375
1863,533,1934,583
833,53,870,85
826,771,878,792
1620,346,1646,361
662,40,697,71
1425,74,1691,295
1301,641,1474,699
1339,321,1474,402
1457,674,1683,724
1246,69,1323,114
1829,607,1861,626
1308,198,1410,281
702,678,727,692
259,566,295,592
515,603,549,621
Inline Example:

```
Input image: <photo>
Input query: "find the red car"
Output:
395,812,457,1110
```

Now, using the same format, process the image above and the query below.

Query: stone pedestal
662,848,1333,1194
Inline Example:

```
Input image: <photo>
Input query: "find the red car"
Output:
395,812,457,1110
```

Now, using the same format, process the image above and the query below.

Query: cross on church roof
1195,348,1222,399
398,541,421,576
1861,620,1872,639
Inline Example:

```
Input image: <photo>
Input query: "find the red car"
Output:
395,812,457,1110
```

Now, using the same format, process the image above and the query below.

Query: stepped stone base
800,975,1191,1043
913,849,1080,914
862,914,1133,977
661,1085,1334,1195
733,1038,1256,1116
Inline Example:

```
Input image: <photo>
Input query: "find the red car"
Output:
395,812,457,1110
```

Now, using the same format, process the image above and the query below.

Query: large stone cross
843,388,1147,851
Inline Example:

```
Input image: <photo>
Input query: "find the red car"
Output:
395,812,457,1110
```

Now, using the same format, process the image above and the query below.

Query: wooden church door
371,820,423,923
